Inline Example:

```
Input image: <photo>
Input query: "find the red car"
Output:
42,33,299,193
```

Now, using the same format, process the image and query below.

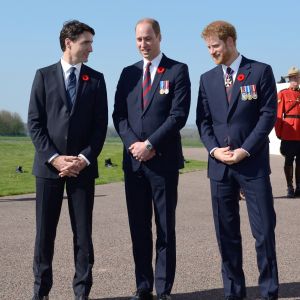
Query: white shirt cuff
48,153,59,163
78,154,90,166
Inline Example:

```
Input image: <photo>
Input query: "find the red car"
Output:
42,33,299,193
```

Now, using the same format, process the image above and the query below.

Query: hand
129,142,156,162
59,157,87,177
212,146,234,163
222,148,248,165
51,155,79,172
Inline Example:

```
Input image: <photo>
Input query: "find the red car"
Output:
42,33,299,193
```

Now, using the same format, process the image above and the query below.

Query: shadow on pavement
93,281,300,300
0,194,107,203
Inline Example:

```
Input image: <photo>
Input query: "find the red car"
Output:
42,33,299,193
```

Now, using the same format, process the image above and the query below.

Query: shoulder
162,55,188,71
81,64,104,79
36,62,59,74
243,57,272,72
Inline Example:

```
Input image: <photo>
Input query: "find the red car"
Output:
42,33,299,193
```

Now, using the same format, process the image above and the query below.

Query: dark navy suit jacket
28,62,108,179
113,54,191,172
196,56,277,180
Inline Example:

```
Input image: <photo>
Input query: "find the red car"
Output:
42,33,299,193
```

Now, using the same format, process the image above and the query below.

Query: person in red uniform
275,66,300,198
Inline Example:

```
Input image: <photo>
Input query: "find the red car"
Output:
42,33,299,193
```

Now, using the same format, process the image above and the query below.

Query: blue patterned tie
67,67,76,108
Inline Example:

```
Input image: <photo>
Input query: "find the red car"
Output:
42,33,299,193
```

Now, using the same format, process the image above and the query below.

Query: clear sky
1,0,299,125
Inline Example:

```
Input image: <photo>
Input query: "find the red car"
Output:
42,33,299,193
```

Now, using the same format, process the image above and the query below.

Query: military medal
246,85,252,100
240,86,247,101
160,81,164,94
251,84,257,99
165,80,169,94
159,80,169,94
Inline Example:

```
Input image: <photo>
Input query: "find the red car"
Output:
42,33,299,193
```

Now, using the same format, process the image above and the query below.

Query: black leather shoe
157,295,171,300
130,290,153,300
75,296,89,300
261,297,278,300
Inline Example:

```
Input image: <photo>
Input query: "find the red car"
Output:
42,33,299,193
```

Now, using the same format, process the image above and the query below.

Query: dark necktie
225,67,234,102
142,62,152,109
67,67,76,108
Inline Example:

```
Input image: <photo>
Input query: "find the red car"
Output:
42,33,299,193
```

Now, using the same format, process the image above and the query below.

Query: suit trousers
124,165,179,295
33,176,95,298
210,167,279,298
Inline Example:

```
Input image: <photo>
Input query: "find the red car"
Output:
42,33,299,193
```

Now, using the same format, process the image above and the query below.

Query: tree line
0,110,26,136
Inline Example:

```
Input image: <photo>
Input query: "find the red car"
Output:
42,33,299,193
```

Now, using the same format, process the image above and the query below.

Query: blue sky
1,0,299,125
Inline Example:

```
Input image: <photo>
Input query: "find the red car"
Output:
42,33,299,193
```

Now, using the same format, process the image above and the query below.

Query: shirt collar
60,58,82,75
222,54,242,75
143,52,163,69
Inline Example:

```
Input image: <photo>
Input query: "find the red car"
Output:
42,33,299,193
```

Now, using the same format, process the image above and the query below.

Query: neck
225,50,239,67
63,53,76,65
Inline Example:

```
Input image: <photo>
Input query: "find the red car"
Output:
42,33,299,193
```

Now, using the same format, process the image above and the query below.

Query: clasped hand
213,146,248,165
129,142,156,162
51,155,87,177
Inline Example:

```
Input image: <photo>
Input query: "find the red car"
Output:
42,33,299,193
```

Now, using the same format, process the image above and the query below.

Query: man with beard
196,20,279,300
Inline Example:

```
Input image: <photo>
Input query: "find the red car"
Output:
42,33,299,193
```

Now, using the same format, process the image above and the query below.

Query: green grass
0,136,206,197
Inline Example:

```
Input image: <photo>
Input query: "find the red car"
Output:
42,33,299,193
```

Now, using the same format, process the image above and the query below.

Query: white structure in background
269,83,290,155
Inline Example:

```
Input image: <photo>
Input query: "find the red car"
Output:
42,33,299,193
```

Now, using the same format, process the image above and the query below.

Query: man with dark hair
28,20,108,300
113,18,190,300
196,20,279,300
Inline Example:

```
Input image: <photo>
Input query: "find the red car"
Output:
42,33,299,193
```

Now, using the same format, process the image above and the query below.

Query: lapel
70,64,88,115
56,62,70,110
135,61,144,116
142,54,167,115
227,56,251,117
212,65,229,112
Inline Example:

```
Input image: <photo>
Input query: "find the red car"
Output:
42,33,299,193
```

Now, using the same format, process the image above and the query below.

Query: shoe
157,295,171,300
287,186,295,198
294,187,300,197
130,290,153,300
75,296,89,300
260,297,278,300
32,296,49,300
225,296,244,300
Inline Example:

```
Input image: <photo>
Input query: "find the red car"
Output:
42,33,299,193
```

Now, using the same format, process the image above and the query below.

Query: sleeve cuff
48,153,59,163
78,154,90,166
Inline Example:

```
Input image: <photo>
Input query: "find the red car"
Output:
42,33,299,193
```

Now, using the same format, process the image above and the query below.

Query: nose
89,45,93,52
209,47,215,55
141,39,146,48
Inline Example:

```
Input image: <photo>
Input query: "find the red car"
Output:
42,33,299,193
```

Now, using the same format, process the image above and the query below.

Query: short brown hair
60,20,95,51
201,20,237,44
135,18,161,36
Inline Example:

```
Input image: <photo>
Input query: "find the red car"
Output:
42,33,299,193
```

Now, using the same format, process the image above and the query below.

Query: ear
226,36,234,47
65,38,72,49
158,33,162,42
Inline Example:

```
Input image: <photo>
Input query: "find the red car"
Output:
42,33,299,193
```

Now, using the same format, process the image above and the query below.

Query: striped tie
142,62,152,109
67,67,76,108
225,67,234,102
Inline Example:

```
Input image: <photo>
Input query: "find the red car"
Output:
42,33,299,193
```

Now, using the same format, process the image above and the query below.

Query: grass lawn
0,136,206,197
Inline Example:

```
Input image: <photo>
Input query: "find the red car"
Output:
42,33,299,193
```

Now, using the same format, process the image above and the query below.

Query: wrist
144,139,153,151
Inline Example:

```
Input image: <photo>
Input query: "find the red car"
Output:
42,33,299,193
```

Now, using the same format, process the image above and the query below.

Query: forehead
136,22,155,37
75,31,93,43
205,35,224,45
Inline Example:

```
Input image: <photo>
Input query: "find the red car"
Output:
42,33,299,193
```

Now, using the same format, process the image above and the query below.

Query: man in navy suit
28,20,108,300
113,18,190,300
196,21,279,300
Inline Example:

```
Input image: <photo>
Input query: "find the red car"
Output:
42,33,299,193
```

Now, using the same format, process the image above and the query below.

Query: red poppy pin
82,74,89,81
237,73,245,82
157,67,165,74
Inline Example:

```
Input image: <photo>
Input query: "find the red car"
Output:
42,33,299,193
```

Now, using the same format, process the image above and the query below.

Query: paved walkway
0,148,299,300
